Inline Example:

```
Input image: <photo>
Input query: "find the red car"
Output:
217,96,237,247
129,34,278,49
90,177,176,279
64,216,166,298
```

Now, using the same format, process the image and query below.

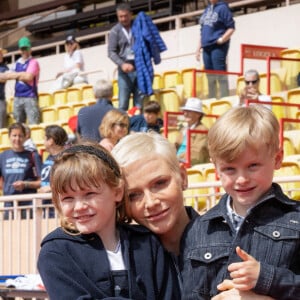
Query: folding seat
209,100,232,117
162,70,182,88
153,73,163,90
66,87,82,103
157,89,180,114
40,106,57,124
38,92,53,108
56,104,74,122
280,48,300,90
274,161,300,200
53,89,67,105
0,128,9,146
183,169,207,211
81,84,95,101
29,124,45,145
286,88,300,120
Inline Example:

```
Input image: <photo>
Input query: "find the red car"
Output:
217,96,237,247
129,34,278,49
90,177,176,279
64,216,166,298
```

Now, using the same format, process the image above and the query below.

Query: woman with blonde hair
99,109,129,151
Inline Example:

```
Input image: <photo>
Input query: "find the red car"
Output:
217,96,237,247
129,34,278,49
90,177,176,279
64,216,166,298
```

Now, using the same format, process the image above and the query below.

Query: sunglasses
114,122,128,128
20,47,29,51
245,79,259,85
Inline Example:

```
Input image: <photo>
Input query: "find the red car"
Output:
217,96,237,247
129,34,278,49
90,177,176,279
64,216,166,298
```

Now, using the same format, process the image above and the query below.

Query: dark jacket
132,11,167,96
77,99,114,142
180,183,300,300
38,223,180,300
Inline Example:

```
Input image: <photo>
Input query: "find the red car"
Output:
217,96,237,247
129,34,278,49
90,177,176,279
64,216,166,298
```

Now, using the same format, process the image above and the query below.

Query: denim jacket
180,183,300,300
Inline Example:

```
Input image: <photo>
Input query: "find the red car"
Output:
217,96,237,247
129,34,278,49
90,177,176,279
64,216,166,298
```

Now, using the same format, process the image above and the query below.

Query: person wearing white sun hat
175,97,209,166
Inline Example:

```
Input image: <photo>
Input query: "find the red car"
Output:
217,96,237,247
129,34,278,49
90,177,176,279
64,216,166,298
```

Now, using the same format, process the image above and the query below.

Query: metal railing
1,175,300,275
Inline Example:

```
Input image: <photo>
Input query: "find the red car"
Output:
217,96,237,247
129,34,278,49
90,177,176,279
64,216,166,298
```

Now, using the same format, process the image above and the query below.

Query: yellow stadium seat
286,88,300,120
184,169,207,211
284,130,300,153
112,79,118,98
6,96,14,114
66,87,82,103
280,48,300,90
72,102,86,115
29,124,45,144
209,100,232,116
0,128,9,146
38,92,53,108
56,104,74,122
153,73,163,90
162,70,182,88
41,106,57,124
158,89,180,113
81,84,95,101
53,89,67,105
271,95,287,120
283,137,297,157
274,161,300,200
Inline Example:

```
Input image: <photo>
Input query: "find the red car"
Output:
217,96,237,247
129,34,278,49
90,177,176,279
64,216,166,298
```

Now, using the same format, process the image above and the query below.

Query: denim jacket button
204,252,212,260
272,230,281,238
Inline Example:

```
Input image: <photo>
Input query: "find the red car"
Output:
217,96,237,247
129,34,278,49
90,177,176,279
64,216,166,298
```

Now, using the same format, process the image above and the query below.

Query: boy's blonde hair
208,105,280,162
50,144,128,233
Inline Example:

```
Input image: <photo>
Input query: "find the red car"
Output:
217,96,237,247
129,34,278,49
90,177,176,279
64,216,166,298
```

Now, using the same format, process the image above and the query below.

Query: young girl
37,143,179,300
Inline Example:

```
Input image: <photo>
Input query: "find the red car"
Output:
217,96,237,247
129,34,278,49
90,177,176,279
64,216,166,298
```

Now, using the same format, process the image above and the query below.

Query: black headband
62,145,121,177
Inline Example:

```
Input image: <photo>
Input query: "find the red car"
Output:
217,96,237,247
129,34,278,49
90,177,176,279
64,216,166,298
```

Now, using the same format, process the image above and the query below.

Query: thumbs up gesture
218,246,261,291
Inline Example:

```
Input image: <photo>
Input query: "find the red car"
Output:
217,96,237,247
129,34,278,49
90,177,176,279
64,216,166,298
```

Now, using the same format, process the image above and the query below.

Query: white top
106,240,126,270
63,49,85,72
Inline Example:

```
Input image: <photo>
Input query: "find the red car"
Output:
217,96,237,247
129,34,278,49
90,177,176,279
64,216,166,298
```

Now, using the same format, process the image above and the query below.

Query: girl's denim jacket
180,183,300,300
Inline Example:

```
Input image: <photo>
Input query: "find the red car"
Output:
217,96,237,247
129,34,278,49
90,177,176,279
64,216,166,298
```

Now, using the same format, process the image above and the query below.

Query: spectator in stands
195,0,235,99
181,105,299,299
0,122,42,219
23,123,38,152
38,143,180,300
0,48,8,128
112,132,272,300
99,109,129,151
239,69,271,107
130,100,163,133
77,79,115,142
51,35,87,92
108,3,143,112
0,37,40,124
175,97,209,165
38,125,68,193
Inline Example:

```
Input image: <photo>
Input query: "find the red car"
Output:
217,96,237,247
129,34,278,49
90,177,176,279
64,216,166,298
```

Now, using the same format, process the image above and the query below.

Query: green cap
18,37,31,49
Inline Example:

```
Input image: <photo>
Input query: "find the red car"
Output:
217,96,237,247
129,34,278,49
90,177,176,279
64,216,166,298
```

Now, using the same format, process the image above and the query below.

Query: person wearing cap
175,97,209,166
0,36,40,124
52,35,87,91
108,3,144,112
0,48,9,128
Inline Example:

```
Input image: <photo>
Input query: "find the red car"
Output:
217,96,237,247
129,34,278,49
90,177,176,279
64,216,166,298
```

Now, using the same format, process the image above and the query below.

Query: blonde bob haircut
208,105,280,163
99,109,129,139
50,143,128,233
112,131,181,175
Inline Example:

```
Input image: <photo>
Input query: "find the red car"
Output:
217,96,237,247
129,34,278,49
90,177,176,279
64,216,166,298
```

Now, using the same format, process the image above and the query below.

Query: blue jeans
118,68,143,111
202,43,230,99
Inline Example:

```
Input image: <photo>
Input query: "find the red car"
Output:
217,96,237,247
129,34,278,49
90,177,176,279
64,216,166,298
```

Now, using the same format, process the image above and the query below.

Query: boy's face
214,145,283,216
144,112,158,125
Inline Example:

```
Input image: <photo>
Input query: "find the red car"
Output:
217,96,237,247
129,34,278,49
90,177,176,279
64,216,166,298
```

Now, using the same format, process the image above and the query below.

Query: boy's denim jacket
180,183,300,300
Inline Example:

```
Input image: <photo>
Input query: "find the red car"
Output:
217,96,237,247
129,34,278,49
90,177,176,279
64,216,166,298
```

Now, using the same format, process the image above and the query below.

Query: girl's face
215,145,283,216
9,128,25,152
59,181,123,242
112,121,128,141
124,156,188,237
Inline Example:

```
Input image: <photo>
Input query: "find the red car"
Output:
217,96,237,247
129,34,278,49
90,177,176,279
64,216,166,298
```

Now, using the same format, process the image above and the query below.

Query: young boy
180,105,300,300
129,100,163,133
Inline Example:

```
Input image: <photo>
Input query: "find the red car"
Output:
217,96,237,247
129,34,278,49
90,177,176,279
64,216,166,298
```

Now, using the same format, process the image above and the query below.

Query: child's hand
211,289,274,300
228,246,260,290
